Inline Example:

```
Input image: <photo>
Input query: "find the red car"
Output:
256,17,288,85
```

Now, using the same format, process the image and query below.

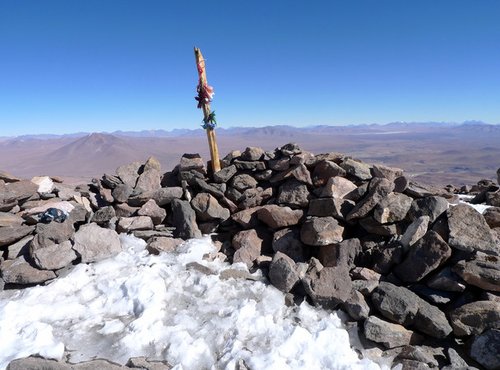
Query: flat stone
230,174,258,192
359,217,401,236
1,255,56,284
179,153,205,172
0,225,35,247
241,146,265,161
426,266,466,292
270,163,312,185
233,160,266,171
231,207,262,229
147,237,184,255
112,184,133,203
344,290,370,320
117,216,154,232
453,253,500,292
6,357,69,370
300,216,344,246
364,316,418,349
72,223,122,263
307,197,354,221
450,300,500,336
408,196,449,223
447,203,499,255
371,282,419,326
31,176,54,193
371,164,404,182
5,235,33,259
257,205,303,229
0,212,24,227
213,164,237,183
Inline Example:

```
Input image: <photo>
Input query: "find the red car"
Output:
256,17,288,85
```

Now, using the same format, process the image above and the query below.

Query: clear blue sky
1,0,499,136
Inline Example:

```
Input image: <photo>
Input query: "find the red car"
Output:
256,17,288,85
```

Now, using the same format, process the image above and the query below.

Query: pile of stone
1,143,499,370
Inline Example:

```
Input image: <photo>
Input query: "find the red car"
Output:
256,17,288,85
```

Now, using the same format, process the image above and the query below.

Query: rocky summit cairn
1,145,500,370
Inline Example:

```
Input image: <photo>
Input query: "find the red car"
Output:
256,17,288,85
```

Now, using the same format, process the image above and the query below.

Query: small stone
213,164,237,183
241,146,265,161
344,290,370,320
230,174,258,192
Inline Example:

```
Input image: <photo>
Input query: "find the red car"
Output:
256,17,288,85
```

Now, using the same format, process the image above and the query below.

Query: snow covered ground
0,235,389,370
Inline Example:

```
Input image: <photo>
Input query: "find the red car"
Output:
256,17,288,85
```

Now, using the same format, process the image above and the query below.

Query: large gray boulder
447,203,499,255
73,223,122,263
340,158,372,181
135,156,161,192
394,230,452,283
116,161,141,188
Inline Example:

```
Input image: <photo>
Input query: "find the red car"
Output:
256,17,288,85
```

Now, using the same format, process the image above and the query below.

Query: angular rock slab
257,205,303,229
300,216,344,246
449,300,500,336
268,252,300,293
232,229,262,268
32,240,77,270
394,230,452,283
0,225,35,247
447,203,499,255
303,264,352,309
453,253,500,292
364,316,418,349
470,329,500,370
170,199,201,239
73,223,122,263
1,255,56,284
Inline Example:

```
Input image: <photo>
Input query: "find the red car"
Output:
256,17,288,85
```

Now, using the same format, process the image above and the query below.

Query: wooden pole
194,47,221,173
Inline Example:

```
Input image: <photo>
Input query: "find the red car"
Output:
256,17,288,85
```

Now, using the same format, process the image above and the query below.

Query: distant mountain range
2,121,499,141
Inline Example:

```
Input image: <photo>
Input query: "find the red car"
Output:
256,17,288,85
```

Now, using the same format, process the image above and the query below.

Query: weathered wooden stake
194,47,221,173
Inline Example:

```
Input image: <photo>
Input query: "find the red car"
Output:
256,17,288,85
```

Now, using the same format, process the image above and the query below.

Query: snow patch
0,235,388,370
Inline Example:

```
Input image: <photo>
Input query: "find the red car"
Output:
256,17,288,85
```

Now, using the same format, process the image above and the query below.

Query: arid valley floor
1,122,499,187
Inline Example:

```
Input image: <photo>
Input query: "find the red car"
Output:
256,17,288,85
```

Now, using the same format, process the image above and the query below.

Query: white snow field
0,235,390,370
